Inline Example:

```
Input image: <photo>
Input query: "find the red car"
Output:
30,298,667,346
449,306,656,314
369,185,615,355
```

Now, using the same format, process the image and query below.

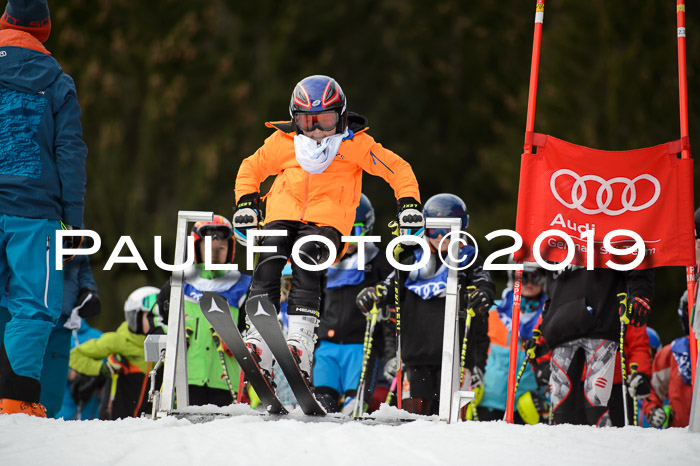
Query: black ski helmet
423,193,469,230
289,75,347,134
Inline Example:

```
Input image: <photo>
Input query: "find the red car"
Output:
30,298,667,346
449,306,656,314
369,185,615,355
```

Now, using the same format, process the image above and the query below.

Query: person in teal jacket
0,0,88,416
69,286,159,420
477,263,547,424
146,215,252,406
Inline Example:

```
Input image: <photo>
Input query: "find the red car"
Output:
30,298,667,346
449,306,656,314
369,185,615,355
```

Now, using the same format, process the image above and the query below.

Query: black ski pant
248,220,342,317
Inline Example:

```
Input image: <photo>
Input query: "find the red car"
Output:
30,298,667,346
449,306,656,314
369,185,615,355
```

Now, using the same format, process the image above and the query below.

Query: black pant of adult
248,220,342,317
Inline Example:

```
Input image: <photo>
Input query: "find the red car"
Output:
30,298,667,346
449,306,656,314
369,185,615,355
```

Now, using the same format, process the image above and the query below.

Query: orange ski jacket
235,114,420,236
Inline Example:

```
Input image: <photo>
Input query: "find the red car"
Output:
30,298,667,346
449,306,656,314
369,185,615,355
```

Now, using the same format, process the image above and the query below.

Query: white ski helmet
124,286,160,333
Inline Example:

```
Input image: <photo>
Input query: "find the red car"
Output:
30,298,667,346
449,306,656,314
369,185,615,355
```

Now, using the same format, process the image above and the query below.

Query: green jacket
69,321,148,376
149,268,251,391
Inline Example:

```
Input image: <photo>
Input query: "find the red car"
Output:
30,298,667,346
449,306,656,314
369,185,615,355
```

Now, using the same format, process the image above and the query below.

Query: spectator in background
479,262,547,424
70,286,158,420
642,291,694,428
146,216,251,406
314,194,394,414
0,0,88,416
57,319,103,420
525,266,654,427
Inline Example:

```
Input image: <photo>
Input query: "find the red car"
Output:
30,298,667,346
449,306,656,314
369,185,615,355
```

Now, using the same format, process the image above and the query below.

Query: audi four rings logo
550,169,661,216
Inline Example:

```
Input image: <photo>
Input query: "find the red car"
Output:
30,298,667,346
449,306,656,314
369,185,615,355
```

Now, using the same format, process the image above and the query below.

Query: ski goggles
142,293,158,311
522,269,546,286
351,222,369,237
426,228,449,239
197,225,232,241
294,111,339,132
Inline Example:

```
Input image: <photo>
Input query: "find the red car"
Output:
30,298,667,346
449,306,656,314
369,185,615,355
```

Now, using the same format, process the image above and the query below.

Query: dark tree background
45,1,699,345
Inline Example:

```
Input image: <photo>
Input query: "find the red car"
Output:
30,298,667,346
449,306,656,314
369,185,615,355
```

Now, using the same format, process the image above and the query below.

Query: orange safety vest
235,122,421,236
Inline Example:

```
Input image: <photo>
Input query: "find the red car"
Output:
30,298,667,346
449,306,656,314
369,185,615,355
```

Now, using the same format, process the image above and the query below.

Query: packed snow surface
1,404,699,465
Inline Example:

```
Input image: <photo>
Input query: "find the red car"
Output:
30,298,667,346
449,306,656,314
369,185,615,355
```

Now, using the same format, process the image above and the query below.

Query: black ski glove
397,197,424,239
648,406,668,428
233,193,262,246
466,286,492,316
626,295,651,328
355,284,389,315
61,224,84,263
627,369,651,398
523,329,549,360
533,361,551,387
73,288,101,319
383,356,398,381
70,374,105,404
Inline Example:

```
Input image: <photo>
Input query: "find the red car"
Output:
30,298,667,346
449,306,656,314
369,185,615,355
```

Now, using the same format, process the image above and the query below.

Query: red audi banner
514,134,695,269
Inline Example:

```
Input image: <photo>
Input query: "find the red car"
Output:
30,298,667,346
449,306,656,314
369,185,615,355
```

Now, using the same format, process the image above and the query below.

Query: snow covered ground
1,404,699,466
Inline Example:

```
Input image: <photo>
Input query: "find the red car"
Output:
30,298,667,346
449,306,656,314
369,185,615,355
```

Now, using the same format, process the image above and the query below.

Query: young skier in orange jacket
233,75,422,383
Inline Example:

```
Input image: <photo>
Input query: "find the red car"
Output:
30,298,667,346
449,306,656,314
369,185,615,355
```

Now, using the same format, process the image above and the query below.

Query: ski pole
237,369,245,404
389,220,403,410
618,292,630,426
353,317,372,417
353,304,379,417
211,328,237,402
512,357,531,399
630,362,640,426
460,286,477,385
385,374,398,405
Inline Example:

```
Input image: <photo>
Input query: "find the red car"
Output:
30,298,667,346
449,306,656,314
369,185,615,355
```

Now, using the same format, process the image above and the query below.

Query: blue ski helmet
290,75,347,134
352,193,375,236
646,327,662,355
423,194,469,237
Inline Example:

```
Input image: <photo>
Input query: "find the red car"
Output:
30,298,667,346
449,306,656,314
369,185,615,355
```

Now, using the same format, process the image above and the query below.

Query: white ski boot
286,314,319,381
244,316,275,383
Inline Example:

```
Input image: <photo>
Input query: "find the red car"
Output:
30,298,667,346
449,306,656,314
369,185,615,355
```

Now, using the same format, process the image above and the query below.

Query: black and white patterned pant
550,337,617,426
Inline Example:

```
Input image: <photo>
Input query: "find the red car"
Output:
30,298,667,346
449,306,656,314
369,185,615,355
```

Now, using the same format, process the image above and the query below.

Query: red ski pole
676,0,698,387
507,0,546,424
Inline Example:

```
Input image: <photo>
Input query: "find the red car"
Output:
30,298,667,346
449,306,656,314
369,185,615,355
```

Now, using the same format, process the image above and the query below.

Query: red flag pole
676,0,698,386
506,0,546,424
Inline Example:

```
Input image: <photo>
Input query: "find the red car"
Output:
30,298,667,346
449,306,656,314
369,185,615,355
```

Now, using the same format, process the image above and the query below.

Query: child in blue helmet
356,193,495,415
313,194,395,414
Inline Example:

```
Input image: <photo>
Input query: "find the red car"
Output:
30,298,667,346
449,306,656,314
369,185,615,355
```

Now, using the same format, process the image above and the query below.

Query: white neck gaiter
294,129,349,175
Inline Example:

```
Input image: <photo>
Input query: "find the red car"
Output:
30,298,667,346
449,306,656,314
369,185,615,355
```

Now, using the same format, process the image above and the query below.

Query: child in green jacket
69,286,159,419
146,215,251,406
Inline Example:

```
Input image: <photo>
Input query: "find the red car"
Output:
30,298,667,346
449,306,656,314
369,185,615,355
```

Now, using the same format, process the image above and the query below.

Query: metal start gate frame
156,210,213,418
153,212,472,422
425,217,475,423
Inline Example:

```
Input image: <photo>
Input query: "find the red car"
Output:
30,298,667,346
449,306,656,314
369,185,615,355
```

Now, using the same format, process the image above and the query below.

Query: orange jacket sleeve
234,134,281,203
351,135,421,202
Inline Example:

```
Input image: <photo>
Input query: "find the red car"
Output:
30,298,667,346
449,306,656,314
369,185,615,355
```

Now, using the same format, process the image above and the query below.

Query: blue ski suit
0,29,87,403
